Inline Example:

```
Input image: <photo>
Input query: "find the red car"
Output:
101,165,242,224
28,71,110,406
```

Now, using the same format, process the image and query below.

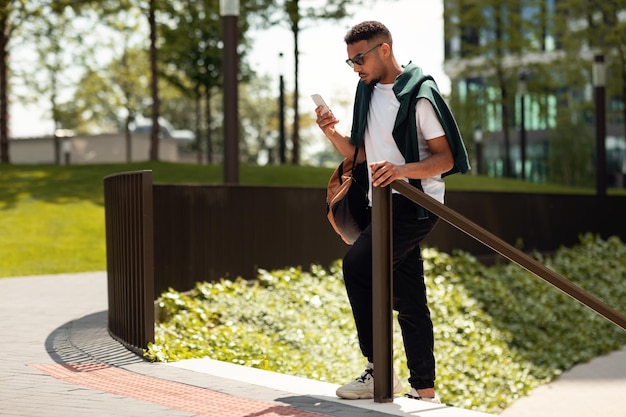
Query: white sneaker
405,387,441,404
336,364,403,400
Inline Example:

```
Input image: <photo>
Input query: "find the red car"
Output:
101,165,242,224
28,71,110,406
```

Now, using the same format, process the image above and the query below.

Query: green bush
146,234,626,414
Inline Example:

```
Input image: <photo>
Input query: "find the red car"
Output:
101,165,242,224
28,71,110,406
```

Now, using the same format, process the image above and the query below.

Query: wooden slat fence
104,170,155,354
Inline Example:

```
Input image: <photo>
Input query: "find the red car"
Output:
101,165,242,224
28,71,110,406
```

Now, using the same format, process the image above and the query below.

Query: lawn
0,161,622,278
0,162,332,277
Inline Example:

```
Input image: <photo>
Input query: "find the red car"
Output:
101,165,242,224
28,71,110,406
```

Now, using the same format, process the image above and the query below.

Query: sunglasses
346,43,383,68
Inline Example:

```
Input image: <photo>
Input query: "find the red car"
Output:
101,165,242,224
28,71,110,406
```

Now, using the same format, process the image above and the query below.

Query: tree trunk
621,48,626,170
500,79,512,178
51,69,60,165
495,7,511,177
149,0,159,161
0,16,9,164
205,87,213,164
291,4,300,165
195,92,202,164
125,109,133,163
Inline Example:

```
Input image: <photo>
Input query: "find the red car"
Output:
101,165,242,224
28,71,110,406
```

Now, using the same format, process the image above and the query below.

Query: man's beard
365,76,381,86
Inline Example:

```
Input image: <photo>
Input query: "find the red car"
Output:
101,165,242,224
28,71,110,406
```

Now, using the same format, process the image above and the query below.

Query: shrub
146,234,626,414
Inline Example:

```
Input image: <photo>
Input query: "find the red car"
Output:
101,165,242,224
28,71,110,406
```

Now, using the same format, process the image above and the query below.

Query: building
443,0,625,187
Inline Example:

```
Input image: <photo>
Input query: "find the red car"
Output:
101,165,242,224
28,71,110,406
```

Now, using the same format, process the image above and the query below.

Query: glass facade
444,0,626,185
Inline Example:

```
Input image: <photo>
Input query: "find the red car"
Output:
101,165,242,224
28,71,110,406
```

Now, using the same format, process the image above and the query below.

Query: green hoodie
348,63,470,219
349,63,470,178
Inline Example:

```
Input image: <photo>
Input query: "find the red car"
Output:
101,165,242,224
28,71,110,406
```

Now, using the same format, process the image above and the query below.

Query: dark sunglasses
346,43,383,68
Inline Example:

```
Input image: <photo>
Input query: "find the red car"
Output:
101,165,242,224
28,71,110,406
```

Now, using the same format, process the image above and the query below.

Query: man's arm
315,106,366,162
370,136,453,187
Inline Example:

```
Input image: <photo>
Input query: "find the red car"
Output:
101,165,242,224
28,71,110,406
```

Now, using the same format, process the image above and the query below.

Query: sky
9,0,447,138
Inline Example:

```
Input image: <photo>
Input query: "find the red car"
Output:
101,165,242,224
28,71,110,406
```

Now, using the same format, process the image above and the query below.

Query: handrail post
371,185,394,402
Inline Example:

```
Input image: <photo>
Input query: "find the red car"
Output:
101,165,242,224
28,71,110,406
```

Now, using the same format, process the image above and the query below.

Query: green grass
1,161,623,278
0,162,333,277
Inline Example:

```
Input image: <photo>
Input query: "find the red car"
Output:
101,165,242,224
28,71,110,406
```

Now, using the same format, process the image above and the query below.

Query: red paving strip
31,363,328,417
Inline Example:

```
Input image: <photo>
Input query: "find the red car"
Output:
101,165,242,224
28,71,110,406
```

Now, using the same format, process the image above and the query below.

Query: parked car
131,117,195,144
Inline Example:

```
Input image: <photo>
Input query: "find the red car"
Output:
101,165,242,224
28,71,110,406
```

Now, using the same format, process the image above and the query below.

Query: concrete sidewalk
1,272,624,417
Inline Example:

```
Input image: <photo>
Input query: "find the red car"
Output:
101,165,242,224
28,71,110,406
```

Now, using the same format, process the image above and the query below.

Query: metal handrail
371,181,626,403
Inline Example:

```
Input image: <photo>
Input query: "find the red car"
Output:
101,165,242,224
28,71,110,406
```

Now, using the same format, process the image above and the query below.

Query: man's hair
344,21,392,46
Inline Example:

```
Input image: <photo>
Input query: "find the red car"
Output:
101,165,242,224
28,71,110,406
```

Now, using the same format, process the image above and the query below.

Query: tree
69,0,165,161
0,0,39,163
239,74,282,164
157,0,279,164
16,2,150,163
547,112,594,186
145,0,160,160
9,2,99,164
43,0,149,164
260,0,358,165
31,6,88,164
99,7,150,162
64,46,152,163
61,0,165,161
57,67,121,134
158,0,226,164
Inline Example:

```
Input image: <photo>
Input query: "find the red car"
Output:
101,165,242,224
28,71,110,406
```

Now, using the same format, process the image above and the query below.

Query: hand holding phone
311,94,330,115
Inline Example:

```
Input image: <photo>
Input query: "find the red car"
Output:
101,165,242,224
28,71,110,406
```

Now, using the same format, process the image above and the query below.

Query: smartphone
311,94,330,115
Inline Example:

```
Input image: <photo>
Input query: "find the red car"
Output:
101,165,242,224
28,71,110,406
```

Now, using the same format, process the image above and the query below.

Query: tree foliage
159,0,240,163
253,0,360,165
4,0,383,166
239,74,282,164
1,0,43,163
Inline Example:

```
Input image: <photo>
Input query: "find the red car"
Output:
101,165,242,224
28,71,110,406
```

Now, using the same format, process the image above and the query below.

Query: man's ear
380,42,392,60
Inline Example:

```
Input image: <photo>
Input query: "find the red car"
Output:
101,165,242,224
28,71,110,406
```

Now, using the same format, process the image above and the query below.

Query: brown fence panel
152,185,348,295
151,185,626,296
425,192,624,256
104,170,155,354
103,171,626,354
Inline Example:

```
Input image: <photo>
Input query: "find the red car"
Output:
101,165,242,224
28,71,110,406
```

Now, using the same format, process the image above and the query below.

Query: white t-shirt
364,83,446,204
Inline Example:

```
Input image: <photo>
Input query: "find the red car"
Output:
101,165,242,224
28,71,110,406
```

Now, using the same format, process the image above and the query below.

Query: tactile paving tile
31,362,327,417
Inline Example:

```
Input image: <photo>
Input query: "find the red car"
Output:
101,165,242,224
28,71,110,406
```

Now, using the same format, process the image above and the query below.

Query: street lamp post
278,52,286,165
473,126,483,175
221,0,239,184
518,72,528,181
593,53,606,196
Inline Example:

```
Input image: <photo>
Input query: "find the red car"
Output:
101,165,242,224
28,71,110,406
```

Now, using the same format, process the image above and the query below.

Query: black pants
342,194,439,390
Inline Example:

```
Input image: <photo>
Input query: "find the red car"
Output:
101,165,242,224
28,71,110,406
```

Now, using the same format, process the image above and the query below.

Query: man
315,21,469,403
